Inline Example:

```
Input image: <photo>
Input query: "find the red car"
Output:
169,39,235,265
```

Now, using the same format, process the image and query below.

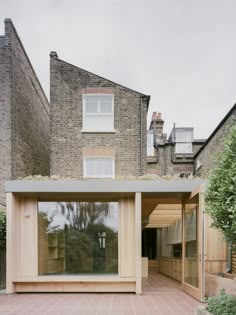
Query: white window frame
175,129,193,154
83,156,115,179
175,142,193,154
82,94,114,132
147,130,155,156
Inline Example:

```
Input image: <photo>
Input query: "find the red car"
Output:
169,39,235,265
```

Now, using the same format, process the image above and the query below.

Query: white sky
1,0,236,139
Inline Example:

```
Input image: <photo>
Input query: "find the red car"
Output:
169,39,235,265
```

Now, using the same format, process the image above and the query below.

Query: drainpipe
163,143,167,175
140,96,150,175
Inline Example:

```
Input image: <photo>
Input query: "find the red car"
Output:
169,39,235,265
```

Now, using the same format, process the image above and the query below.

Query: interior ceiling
142,193,198,229
142,192,190,229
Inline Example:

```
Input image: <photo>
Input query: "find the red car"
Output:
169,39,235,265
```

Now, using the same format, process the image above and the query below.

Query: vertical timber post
6,193,16,293
135,192,142,294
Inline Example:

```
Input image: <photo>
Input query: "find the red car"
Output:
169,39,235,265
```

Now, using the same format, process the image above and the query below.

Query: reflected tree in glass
38,201,118,275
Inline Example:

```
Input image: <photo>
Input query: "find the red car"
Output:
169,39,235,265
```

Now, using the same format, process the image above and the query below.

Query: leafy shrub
206,288,236,315
0,211,6,245
206,127,236,244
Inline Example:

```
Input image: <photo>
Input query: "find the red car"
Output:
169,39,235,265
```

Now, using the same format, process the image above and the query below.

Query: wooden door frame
182,184,205,301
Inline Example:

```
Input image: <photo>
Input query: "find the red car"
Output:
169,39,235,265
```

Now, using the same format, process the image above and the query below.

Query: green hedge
206,127,236,245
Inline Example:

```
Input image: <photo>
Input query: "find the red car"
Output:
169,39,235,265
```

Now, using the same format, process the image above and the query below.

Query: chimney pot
152,112,157,121
50,51,58,59
157,112,162,119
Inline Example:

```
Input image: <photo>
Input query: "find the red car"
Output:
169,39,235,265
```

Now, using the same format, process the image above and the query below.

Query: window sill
175,154,193,159
81,130,116,134
84,177,115,180
14,276,135,282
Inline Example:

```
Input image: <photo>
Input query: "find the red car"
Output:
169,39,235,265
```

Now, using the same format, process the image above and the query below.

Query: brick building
194,103,236,178
1,18,235,299
146,112,205,177
0,19,50,208
50,52,150,179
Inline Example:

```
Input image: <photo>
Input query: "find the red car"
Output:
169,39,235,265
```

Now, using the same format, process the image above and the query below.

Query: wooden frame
182,184,205,301
7,180,226,299
135,192,142,294
6,194,137,293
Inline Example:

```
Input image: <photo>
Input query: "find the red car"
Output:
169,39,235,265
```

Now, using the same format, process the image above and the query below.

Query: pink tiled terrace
0,272,202,315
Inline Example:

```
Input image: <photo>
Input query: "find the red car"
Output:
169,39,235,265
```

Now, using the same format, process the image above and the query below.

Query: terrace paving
0,271,202,314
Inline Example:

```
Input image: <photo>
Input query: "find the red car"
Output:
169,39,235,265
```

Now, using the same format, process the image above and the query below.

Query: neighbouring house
146,112,205,177
194,103,236,275
0,19,50,209
2,18,235,300
194,103,236,178
0,18,50,291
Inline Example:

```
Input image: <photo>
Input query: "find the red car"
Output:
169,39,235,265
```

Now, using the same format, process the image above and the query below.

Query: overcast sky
1,0,236,139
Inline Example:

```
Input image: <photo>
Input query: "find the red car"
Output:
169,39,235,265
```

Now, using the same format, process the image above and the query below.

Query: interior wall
161,228,173,257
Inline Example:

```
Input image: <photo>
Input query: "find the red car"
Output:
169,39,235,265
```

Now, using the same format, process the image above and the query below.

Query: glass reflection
184,195,199,288
38,202,118,275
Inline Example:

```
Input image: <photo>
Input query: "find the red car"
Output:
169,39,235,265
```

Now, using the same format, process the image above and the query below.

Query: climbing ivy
206,127,236,244
0,211,6,245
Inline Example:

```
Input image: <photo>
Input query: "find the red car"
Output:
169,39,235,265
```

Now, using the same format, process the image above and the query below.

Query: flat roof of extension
5,179,205,194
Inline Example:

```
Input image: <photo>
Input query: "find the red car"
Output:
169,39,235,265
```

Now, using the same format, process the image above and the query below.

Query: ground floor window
38,201,118,275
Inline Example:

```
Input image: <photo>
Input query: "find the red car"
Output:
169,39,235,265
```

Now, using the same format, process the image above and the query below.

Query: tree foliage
0,211,6,245
206,127,236,244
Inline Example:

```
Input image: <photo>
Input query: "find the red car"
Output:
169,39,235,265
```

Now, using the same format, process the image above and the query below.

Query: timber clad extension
1,18,236,298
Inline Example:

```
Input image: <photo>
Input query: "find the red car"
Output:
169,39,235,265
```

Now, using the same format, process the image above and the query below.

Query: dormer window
82,94,114,132
175,129,193,154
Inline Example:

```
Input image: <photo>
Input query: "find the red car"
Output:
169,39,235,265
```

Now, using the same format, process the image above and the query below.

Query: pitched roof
51,54,150,107
194,103,236,158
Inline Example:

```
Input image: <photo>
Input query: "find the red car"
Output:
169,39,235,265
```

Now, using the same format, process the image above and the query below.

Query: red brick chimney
149,111,165,144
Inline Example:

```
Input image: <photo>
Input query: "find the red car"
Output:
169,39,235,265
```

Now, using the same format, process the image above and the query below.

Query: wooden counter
159,257,182,282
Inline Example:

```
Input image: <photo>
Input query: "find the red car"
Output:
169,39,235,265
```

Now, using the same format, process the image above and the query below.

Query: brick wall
0,19,50,206
0,37,12,207
195,104,236,178
146,142,203,177
50,54,149,178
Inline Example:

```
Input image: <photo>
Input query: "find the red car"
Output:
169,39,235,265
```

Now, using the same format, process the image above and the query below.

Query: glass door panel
182,185,204,302
184,195,199,288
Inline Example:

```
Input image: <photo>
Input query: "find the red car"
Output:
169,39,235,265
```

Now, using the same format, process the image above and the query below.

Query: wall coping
5,179,205,193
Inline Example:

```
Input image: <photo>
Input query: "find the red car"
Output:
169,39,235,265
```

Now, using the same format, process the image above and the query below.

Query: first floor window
38,201,118,275
83,94,114,132
84,157,114,178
